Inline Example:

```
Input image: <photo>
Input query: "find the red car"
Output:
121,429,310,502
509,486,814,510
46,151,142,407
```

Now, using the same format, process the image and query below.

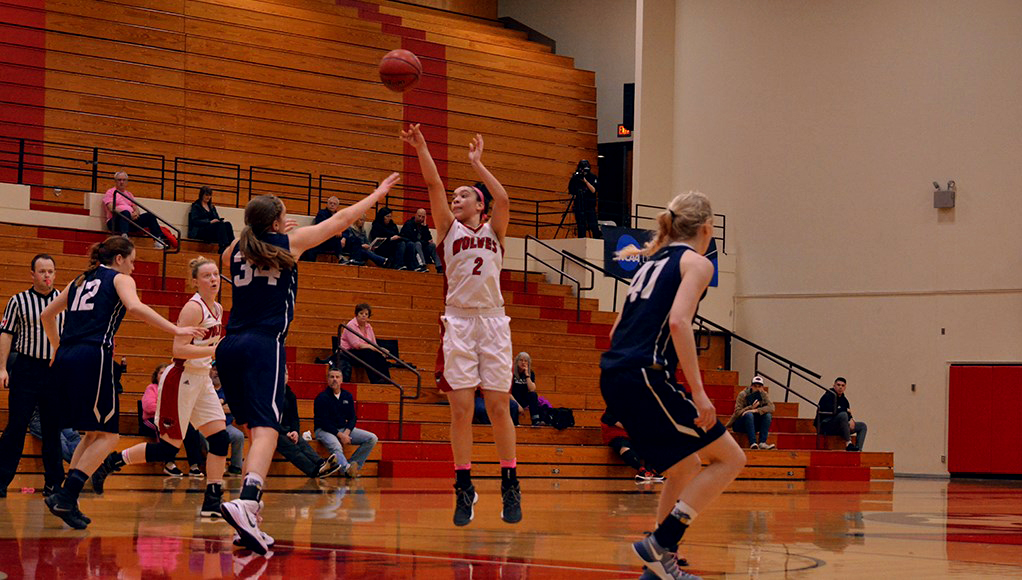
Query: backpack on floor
549,407,575,430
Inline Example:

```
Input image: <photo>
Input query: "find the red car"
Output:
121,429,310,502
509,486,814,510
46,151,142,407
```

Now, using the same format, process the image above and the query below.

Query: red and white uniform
436,220,513,392
156,294,226,439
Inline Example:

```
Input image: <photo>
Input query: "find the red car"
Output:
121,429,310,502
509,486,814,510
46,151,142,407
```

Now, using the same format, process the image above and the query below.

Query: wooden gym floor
0,474,1019,578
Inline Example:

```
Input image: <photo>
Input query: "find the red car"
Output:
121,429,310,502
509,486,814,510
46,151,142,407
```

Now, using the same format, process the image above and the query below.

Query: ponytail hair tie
668,209,678,220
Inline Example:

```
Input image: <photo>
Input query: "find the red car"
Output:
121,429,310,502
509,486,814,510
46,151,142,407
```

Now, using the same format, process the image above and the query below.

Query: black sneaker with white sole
200,483,224,518
500,481,522,524
453,484,478,527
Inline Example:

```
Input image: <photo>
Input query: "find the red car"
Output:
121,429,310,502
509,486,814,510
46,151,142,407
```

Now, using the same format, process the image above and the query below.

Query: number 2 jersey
226,233,298,338
437,220,504,312
600,243,696,371
61,265,126,349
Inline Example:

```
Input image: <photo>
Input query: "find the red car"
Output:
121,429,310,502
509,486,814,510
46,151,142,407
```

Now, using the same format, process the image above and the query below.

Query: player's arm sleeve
0,297,20,335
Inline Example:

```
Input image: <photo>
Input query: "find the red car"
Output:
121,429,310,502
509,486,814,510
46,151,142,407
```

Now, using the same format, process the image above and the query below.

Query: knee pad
205,429,231,457
145,439,180,463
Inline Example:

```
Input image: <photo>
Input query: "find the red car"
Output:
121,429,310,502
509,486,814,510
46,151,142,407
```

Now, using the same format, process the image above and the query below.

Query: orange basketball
379,49,422,92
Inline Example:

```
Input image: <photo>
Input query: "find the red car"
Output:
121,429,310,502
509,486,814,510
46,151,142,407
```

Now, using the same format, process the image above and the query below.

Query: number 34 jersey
226,233,298,338
61,265,126,349
600,243,697,371
438,220,504,312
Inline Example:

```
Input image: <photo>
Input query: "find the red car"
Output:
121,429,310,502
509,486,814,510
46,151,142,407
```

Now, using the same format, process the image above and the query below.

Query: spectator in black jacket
816,377,868,451
187,186,235,251
314,368,378,478
369,208,414,270
400,208,438,273
511,352,546,426
340,214,386,267
302,196,344,262
277,382,341,478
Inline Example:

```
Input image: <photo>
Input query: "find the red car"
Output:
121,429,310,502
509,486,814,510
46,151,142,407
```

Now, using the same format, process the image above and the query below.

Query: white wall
645,0,1022,475
498,0,635,144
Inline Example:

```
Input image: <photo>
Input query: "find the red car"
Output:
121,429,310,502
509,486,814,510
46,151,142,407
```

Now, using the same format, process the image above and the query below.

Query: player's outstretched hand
0,368,8,389
692,390,717,430
376,172,401,194
400,123,425,149
178,326,207,339
467,134,484,164
282,218,299,233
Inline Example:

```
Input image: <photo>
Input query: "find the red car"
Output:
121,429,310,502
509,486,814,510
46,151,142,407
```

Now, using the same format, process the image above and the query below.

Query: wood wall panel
0,0,596,236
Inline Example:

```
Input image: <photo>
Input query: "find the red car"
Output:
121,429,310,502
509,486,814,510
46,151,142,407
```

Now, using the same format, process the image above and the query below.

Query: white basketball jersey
439,220,504,312
183,293,223,371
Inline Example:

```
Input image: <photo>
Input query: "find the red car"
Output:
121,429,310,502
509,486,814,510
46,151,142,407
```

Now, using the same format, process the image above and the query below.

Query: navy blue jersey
601,243,698,370
60,265,126,349
226,233,298,338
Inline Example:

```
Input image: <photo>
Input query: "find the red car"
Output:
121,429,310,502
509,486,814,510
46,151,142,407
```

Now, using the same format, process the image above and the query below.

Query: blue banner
603,226,718,286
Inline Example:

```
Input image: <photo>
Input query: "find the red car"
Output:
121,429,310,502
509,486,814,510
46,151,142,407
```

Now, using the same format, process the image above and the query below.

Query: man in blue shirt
314,368,378,478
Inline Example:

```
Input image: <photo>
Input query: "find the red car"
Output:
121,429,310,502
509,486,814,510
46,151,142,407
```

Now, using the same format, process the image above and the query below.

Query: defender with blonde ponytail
216,174,399,554
39,236,204,530
90,254,233,518
599,191,746,577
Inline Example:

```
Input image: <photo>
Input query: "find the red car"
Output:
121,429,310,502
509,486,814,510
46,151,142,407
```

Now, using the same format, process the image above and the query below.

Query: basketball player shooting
399,124,521,527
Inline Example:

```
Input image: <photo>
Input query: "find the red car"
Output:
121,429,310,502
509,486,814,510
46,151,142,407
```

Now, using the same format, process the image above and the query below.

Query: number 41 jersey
226,233,298,338
600,243,696,371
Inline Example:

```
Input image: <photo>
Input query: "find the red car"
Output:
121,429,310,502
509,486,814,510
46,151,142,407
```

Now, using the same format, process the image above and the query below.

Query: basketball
379,49,422,92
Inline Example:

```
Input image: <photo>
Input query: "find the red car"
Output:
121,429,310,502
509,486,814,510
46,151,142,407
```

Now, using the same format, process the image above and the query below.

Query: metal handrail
335,321,422,441
560,249,826,407
522,235,595,321
111,191,181,290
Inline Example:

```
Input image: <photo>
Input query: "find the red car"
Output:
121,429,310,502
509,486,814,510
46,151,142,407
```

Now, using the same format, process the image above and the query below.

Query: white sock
671,499,698,524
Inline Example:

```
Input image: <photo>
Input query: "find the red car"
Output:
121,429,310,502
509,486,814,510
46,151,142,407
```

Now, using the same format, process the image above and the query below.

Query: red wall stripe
337,0,448,222
0,1,46,193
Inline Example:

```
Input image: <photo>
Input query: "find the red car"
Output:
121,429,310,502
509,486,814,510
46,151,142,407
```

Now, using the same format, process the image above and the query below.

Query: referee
0,254,65,497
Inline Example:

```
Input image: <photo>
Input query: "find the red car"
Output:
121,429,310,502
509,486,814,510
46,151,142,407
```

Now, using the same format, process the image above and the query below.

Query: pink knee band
454,463,471,471
500,459,517,468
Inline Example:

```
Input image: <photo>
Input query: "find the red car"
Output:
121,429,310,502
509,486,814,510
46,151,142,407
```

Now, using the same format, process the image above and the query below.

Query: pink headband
471,186,484,203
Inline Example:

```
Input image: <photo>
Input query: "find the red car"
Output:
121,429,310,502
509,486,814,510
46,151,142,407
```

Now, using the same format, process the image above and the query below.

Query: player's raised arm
289,173,400,257
401,124,455,240
467,134,509,243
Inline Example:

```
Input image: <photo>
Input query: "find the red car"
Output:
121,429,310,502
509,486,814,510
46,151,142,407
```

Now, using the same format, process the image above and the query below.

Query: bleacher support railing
333,322,422,441
1,135,576,239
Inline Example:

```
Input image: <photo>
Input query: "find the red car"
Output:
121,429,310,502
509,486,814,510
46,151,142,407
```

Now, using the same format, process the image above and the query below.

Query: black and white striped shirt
0,288,64,360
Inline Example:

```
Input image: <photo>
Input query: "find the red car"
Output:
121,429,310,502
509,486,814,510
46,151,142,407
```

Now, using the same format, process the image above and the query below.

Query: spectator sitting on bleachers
600,408,663,483
340,214,385,267
211,364,244,476
400,208,438,273
474,389,519,426
140,363,207,477
187,185,235,252
28,406,80,463
314,368,378,478
102,171,168,248
301,196,345,262
510,352,547,426
369,208,414,270
277,380,341,478
338,303,392,385
816,377,868,451
726,376,777,450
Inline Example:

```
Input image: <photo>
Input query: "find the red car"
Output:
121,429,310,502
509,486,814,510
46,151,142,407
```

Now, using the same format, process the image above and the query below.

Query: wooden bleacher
0,222,893,483
0,0,597,237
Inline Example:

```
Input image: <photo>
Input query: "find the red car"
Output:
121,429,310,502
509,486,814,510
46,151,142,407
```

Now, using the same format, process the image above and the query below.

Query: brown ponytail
77,236,135,286
238,195,296,271
619,191,713,258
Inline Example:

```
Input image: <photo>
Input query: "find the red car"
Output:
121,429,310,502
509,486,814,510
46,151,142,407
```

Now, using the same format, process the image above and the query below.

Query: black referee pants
0,355,64,490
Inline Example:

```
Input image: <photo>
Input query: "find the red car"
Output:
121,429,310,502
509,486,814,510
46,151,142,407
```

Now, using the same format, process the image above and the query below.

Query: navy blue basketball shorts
215,332,286,429
55,343,119,434
600,366,727,474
